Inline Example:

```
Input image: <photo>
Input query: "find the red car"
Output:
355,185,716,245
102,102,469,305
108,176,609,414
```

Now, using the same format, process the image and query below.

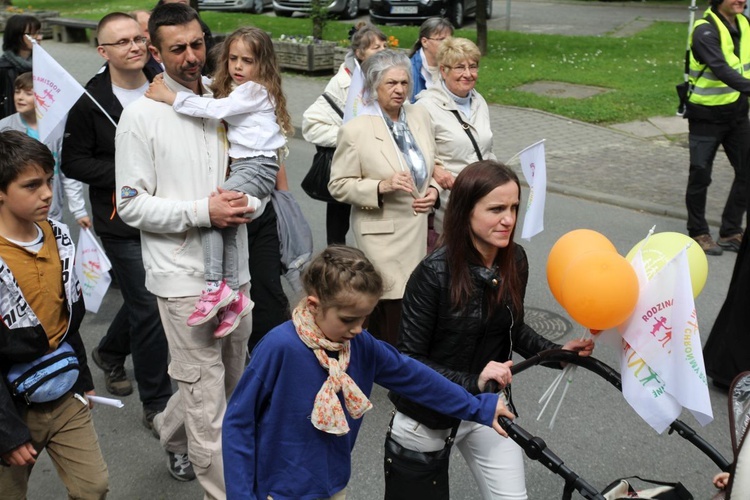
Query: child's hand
2,442,37,466
76,216,91,229
145,75,176,106
85,390,97,409
491,396,514,438
713,471,730,490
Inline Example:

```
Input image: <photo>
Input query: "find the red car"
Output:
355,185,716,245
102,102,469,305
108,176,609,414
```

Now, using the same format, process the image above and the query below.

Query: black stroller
500,349,749,499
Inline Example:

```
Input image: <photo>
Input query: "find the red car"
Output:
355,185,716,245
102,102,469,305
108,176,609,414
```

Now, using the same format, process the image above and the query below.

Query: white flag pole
549,366,576,429
83,89,118,128
28,36,117,130
506,138,546,165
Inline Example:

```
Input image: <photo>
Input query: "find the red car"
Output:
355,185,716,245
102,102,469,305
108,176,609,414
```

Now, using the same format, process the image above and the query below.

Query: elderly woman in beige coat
329,49,441,346
415,37,496,235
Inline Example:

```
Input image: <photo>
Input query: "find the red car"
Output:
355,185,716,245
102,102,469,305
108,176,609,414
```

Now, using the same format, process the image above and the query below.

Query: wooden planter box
274,40,335,73
0,10,61,39
333,46,348,69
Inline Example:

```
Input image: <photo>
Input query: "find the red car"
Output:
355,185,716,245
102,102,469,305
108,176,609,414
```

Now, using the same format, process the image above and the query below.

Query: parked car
199,0,272,14
369,0,491,27
272,0,370,20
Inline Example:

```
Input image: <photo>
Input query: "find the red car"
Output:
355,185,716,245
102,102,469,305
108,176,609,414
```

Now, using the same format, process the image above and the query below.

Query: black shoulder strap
450,110,483,161
322,92,344,119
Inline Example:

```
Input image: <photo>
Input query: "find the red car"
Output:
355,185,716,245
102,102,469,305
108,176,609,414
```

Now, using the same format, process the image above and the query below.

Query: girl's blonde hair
302,246,385,309
210,26,293,136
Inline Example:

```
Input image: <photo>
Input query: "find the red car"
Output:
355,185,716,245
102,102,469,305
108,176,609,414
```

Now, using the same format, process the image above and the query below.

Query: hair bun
348,25,358,41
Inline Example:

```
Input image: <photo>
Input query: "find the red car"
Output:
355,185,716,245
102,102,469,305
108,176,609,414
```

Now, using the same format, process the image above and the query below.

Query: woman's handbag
301,93,344,204
301,145,338,203
383,411,459,500
6,342,80,404
601,476,693,500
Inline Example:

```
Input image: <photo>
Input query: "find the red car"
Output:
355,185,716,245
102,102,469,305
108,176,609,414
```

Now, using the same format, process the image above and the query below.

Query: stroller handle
510,349,731,472
498,416,605,500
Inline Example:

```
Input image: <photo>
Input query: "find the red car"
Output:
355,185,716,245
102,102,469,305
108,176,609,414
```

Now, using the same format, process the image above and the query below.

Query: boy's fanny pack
6,342,80,404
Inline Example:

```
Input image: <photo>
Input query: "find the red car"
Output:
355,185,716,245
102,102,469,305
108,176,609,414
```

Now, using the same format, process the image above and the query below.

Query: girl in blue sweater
222,246,514,499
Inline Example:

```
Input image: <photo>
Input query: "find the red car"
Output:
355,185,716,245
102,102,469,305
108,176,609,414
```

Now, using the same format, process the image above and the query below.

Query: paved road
31,137,737,499
26,3,742,497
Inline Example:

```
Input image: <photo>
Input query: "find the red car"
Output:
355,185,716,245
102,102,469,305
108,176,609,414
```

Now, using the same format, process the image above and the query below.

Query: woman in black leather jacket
388,160,594,500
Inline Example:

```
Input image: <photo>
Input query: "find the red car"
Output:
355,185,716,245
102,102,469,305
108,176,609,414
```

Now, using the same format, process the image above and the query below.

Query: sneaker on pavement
167,452,196,482
692,234,723,256
214,293,252,339
187,281,236,327
91,347,133,396
718,233,743,252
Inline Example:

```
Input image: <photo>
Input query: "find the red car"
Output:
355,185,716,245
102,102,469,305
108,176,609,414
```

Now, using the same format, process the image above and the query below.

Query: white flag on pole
31,41,85,142
619,249,713,432
620,339,682,433
343,60,379,123
518,139,547,240
75,228,112,314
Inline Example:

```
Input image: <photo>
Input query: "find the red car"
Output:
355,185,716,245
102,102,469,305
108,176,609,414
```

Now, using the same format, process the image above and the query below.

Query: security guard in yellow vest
685,0,750,255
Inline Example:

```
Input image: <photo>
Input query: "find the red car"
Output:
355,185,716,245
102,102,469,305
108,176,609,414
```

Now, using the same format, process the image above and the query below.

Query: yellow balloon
625,232,708,298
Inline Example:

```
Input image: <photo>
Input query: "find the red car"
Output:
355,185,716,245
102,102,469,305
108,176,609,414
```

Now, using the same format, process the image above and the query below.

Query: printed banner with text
32,41,84,142
619,249,712,432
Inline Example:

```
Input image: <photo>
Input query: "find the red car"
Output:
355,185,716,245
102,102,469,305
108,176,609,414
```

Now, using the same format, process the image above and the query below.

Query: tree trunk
475,0,487,55
310,0,327,40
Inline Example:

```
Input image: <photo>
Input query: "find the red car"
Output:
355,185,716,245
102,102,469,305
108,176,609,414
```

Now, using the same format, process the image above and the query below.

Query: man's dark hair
2,15,41,53
0,131,54,191
97,12,137,36
148,3,199,51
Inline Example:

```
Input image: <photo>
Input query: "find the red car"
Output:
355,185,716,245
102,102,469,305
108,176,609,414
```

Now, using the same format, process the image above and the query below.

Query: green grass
14,0,687,124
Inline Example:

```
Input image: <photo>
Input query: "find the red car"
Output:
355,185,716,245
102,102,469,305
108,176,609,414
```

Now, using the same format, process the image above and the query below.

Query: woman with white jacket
415,37,496,235
301,23,387,245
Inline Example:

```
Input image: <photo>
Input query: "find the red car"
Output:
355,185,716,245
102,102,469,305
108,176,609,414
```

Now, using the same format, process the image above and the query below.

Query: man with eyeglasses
115,3,253,497
60,10,179,476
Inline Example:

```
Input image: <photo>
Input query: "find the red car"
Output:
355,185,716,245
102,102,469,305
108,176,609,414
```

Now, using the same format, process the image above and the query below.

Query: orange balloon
560,250,639,330
547,229,617,303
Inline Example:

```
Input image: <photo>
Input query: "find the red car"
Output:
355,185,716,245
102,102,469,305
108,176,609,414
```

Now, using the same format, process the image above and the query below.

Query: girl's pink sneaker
187,281,235,327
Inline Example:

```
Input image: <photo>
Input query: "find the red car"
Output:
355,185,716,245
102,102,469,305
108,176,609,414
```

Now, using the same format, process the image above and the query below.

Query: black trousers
326,202,351,245
686,117,750,237
247,203,291,352
97,236,172,412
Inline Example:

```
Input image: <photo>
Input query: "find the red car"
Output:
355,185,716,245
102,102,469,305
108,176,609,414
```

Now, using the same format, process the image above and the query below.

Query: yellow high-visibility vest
688,10,750,106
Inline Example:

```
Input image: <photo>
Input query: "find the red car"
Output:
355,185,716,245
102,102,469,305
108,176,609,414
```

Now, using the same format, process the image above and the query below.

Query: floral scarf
293,302,372,435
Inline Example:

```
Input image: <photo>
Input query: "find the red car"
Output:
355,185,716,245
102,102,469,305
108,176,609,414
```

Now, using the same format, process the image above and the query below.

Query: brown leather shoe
91,347,133,396
693,234,723,256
